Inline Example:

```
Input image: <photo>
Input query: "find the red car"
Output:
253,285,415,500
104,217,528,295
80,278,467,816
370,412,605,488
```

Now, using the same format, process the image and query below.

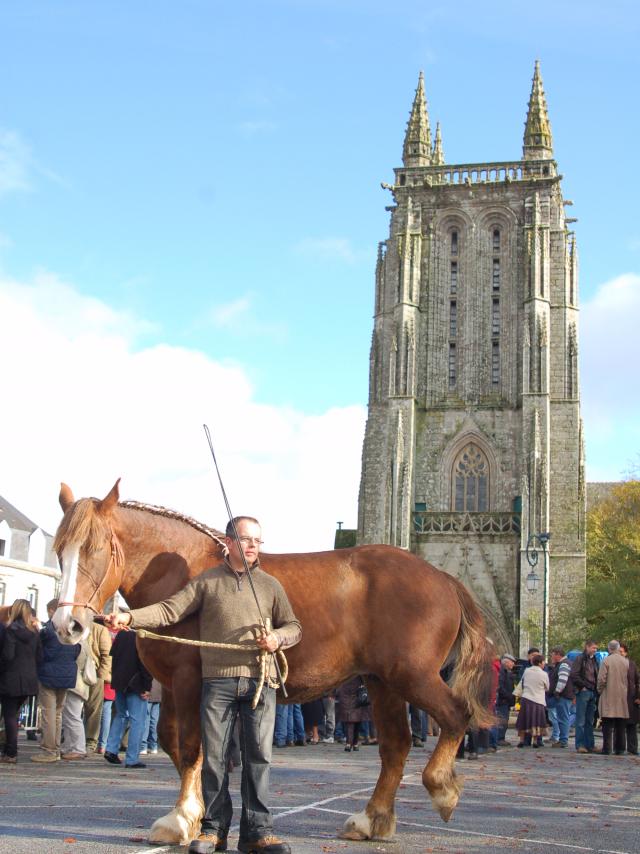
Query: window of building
27,585,39,613
453,443,489,512
0,539,5,557
451,230,458,256
0,580,5,605
492,298,500,336
450,261,458,294
492,258,500,291
450,300,457,337
448,343,457,388
492,228,501,253
492,341,500,386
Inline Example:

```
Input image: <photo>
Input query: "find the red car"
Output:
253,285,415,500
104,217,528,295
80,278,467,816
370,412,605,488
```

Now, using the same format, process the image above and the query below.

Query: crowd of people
0,597,160,766
484,640,640,756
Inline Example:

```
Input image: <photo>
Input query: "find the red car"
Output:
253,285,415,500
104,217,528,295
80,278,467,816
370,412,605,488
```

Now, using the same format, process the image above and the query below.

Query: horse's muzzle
53,610,90,644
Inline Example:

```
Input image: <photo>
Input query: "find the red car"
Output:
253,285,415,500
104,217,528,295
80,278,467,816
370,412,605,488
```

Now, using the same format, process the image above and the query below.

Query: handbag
355,678,370,708
82,650,98,687
513,671,524,699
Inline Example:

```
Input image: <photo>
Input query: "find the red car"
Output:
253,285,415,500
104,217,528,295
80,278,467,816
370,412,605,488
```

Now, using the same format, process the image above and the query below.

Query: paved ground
1,734,639,854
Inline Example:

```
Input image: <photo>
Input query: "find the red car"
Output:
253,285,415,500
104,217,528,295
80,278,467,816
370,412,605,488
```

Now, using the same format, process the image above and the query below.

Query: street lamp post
525,532,551,659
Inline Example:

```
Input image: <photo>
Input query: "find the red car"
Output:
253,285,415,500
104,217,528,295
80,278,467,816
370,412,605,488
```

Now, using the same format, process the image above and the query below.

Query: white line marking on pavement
312,807,630,853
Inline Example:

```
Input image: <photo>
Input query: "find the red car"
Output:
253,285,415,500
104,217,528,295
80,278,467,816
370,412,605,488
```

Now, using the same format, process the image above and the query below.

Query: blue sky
1,1,639,546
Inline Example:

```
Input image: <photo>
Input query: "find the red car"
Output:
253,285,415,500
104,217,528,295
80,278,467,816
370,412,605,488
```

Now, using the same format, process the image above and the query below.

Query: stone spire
403,71,432,167
432,121,445,165
523,60,553,160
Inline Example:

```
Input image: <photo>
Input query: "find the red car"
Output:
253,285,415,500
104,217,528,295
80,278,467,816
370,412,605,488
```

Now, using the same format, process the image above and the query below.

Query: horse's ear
99,478,121,515
59,483,75,512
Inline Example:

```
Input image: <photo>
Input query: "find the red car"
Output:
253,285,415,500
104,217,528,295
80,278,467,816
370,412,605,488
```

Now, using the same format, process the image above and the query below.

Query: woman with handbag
514,654,549,748
0,599,42,764
335,676,371,752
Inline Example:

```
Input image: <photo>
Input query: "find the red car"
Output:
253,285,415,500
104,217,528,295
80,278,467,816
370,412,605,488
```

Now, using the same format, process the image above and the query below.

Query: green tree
585,480,640,654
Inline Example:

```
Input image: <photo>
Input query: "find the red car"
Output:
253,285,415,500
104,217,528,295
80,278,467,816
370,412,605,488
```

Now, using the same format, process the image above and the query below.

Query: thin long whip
203,423,288,697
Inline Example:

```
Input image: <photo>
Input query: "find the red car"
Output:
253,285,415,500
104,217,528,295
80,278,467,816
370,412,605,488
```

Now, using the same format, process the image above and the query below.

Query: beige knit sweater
128,563,301,681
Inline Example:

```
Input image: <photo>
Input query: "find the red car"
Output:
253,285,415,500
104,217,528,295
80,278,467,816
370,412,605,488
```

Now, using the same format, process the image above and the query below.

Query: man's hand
140,691,150,700
256,632,279,653
103,612,132,630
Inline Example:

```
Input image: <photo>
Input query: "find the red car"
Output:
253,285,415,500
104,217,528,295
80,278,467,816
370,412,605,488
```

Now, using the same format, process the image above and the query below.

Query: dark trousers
0,695,27,758
601,717,627,754
625,721,638,754
345,722,361,746
200,677,276,843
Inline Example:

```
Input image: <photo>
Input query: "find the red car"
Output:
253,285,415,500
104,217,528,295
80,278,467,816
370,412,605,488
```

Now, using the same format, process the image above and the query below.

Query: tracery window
453,443,489,511
451,230,459,256
450,261,458,294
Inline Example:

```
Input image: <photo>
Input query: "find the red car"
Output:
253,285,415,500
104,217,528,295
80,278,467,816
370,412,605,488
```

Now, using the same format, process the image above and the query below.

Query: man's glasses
237,537,263,546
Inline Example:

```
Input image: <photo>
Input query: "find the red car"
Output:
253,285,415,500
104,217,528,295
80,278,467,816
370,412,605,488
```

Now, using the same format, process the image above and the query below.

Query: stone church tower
357,63,586,654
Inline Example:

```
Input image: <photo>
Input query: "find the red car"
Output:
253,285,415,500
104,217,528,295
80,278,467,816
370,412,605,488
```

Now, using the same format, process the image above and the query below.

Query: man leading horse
105,515,301,854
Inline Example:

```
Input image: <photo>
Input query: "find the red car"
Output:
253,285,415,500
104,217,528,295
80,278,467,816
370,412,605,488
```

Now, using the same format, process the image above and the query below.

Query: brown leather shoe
62,752,87,760
237,836,291,854
188,832,228,853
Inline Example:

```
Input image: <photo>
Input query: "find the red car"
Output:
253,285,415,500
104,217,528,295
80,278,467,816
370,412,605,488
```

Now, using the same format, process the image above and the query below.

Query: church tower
357,63,586,654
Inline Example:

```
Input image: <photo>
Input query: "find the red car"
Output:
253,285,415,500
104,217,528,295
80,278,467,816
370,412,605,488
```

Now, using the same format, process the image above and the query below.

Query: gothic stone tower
357,63,586,654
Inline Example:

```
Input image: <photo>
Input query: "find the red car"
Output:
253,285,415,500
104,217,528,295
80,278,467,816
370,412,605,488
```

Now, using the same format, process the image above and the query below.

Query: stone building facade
357,63,586,655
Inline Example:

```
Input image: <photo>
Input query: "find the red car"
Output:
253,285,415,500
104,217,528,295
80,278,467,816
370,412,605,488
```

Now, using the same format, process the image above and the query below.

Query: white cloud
0,273,366,553
581,272,640,478
293,236,358,264
238,120,277,136
210,295,252,327
0,130,32,195
0,128,67,197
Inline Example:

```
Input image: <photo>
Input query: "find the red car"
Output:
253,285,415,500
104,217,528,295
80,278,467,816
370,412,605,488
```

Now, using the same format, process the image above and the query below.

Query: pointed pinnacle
403,71,432,167
432,121,445,165
523,60,553,159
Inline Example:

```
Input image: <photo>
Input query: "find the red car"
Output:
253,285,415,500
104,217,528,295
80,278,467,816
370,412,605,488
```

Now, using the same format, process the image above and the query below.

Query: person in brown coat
84,621,112,752
619,643,640,755
335,676,371,752
597,640,630,755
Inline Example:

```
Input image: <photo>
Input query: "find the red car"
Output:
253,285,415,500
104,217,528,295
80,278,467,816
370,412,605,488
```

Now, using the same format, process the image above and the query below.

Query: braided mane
119,500,226,549
54,497,227,556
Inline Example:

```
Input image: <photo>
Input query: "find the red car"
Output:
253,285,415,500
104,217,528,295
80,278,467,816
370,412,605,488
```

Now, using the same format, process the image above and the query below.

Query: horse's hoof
149,808,198,845
340,811,372,840
439,805,455,823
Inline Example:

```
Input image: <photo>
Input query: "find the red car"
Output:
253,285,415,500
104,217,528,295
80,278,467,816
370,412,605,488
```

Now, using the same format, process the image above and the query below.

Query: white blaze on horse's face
53,544,90,643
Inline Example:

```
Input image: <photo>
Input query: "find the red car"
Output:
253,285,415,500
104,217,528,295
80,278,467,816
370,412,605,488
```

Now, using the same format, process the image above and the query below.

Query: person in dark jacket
104,625,152,768
32,598,80,763
619,643,640,755
0,599,42,763
335,676,371,752
495,654,517,746
571,640,599,753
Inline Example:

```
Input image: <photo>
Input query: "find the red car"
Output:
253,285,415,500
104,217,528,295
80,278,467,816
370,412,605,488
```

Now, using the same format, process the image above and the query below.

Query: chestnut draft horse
52,480,492,845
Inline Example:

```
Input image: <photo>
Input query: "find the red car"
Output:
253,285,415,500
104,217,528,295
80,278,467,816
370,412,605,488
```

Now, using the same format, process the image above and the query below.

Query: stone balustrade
413,511,521,535
395,159,556,189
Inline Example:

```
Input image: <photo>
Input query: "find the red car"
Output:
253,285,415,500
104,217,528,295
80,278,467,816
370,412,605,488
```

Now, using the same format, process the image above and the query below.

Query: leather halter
56,529,124,618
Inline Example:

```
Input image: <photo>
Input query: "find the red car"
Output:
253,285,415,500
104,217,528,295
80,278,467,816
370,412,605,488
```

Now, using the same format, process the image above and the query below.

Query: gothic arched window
453,443,489,511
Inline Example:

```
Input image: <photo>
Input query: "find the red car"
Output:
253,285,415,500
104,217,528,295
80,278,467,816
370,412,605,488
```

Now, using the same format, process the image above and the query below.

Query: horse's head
52,479,125,643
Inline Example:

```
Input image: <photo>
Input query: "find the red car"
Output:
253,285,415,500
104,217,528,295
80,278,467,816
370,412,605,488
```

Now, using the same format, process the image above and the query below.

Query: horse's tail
448,581,494,730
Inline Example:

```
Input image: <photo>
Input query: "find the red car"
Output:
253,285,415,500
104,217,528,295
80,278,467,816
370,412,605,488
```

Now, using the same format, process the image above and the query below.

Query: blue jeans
574,689,597,750
141,701,160,751
200,677,276,842
98,699,113,749
274,703,305,745
106,691,148,765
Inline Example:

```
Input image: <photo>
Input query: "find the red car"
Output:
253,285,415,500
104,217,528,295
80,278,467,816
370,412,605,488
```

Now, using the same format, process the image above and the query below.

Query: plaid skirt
515,698,548,736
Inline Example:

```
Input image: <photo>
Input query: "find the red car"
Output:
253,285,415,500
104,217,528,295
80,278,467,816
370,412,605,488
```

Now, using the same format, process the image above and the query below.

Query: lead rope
134,625,288,709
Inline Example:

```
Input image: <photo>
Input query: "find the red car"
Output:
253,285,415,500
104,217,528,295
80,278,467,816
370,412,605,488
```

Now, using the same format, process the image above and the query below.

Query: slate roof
0,494,39,534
